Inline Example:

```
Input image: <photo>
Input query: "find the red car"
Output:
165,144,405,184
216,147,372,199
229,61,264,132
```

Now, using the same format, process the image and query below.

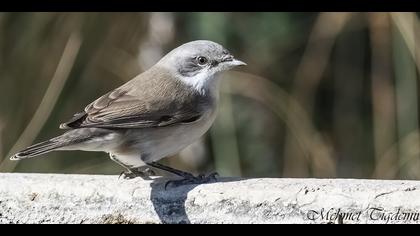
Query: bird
10,40,246,186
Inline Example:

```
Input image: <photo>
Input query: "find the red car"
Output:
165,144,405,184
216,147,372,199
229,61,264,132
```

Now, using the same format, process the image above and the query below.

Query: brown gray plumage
60,67,211,130
11,40,245,174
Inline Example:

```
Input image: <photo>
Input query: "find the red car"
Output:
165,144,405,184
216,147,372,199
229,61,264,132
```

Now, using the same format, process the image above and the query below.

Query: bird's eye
196,56,208,66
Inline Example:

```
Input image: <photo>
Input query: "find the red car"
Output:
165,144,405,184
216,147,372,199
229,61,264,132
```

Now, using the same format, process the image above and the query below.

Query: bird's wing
60,70,204,129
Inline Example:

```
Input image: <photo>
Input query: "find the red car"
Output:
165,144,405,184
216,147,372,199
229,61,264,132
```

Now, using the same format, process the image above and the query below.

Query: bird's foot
119,168,156,180
164,172,219,189
119,171,137,179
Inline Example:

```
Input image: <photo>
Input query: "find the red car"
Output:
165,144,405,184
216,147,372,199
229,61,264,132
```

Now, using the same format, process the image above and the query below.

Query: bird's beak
229,58,247,66
220,55,247,68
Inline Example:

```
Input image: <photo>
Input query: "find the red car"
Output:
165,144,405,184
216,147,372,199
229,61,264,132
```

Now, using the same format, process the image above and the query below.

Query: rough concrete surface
1,173,420,224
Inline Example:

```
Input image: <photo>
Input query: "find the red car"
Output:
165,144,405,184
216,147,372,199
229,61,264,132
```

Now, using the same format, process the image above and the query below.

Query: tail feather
10,138,68,160
10,128,114,161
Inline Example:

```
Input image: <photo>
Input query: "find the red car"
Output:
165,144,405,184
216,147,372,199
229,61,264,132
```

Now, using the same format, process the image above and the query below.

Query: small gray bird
11,40,245,186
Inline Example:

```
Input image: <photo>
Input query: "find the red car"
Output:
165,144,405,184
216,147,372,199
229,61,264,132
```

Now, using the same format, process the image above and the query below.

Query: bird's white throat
178,70,222,96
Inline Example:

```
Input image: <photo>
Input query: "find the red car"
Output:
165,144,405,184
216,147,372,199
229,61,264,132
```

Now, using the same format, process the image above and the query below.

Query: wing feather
60,67,208,130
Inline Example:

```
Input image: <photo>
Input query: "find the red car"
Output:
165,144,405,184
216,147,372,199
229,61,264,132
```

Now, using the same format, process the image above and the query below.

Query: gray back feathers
60,66,212,129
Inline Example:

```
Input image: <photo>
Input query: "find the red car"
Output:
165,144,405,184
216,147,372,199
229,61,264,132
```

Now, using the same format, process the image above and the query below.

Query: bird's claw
164,172,219,189
118,168,156,180
119,171,138,180
143,168,156,176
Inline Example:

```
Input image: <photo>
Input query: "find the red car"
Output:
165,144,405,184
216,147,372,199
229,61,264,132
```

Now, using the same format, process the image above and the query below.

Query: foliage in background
1,12,420,179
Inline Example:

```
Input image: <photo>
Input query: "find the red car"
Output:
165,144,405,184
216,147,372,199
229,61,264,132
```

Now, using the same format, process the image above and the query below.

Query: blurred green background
1,12,420,179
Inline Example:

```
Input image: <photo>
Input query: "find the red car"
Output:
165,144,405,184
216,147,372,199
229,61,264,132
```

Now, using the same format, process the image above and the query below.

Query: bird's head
156,40,246,94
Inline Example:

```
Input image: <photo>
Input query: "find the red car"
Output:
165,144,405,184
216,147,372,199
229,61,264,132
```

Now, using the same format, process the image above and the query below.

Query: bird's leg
146,161,218,189
109,153,155,180
146,161,195,178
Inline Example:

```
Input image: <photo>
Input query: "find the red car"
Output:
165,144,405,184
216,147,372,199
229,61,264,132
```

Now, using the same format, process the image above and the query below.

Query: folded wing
60,69,205,130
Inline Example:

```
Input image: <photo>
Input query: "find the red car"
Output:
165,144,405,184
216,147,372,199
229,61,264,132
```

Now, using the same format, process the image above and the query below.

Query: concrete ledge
1,173,420,224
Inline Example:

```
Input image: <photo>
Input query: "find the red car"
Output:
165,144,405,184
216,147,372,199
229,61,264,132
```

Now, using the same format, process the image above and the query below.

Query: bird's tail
10,128,109,160
10,139,64,160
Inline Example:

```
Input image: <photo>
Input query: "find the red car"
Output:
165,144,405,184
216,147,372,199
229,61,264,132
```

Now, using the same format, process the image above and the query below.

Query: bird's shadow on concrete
149,176,242,224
